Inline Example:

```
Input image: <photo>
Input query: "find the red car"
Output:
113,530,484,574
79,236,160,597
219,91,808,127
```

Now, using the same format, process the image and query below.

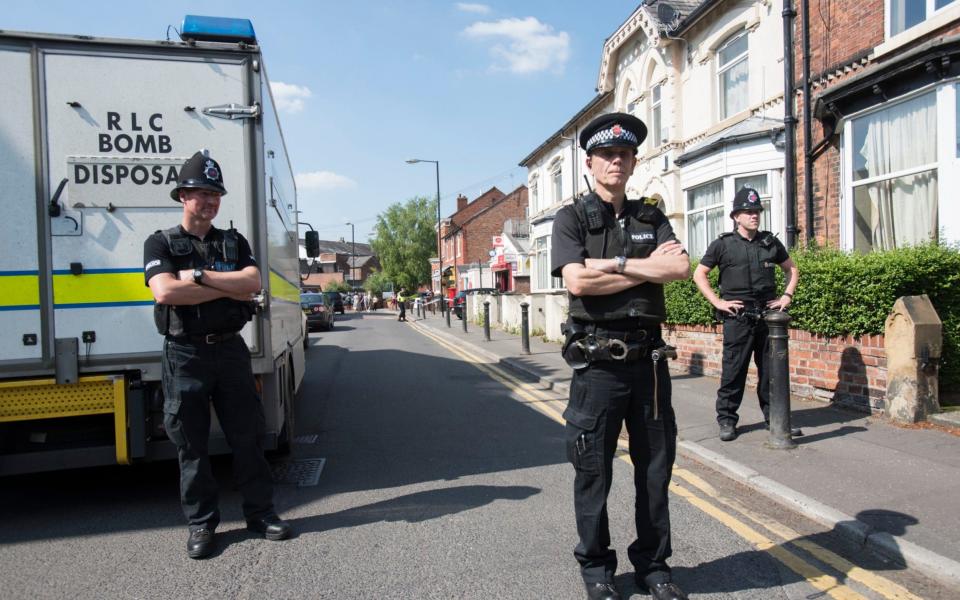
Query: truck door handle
48,178,68,217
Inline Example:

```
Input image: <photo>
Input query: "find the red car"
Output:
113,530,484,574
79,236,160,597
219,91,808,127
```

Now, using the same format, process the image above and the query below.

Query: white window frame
717,30,749,121
839,80,958,250
549,159,563,206
529,177,540,214
651,82,665,147
886,0,958,38
685,170,784,256
685,179,726,259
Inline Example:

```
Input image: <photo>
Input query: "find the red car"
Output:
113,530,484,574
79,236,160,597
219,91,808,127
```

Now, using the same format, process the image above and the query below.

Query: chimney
457,194,468,212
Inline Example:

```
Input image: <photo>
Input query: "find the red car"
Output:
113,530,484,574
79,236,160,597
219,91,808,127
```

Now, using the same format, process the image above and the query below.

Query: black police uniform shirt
699,230,789,302
143,225,257,335
550,197,679,323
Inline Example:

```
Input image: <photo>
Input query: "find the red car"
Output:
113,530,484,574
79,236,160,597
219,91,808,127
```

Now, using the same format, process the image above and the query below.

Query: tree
363,269,392,297
323,280,351,293
370,196,437,290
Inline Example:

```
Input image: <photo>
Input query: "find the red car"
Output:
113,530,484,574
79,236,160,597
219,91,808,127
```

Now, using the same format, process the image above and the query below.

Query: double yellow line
409,321,920,600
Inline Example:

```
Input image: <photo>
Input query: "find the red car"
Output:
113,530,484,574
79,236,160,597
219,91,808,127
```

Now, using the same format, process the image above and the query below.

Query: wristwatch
615,255,627,274
192,268,204,284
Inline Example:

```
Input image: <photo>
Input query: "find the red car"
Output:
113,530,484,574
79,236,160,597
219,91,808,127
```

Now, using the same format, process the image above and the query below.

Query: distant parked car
324,291,345,314
449,288,497,319
301,292,334,331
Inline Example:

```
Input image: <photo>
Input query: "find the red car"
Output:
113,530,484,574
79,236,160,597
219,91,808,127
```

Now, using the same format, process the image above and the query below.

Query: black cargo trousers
716,312,771,426
563,356,677,587
161,335,275,531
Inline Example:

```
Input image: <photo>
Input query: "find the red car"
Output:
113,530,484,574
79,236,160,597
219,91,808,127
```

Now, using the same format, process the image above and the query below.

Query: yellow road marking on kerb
409,322,900,599
672,469,922,600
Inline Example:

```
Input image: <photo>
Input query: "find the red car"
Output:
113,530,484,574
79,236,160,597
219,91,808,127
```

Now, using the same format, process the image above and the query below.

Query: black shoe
719,422,738,441
584,582,621,600
246,514,292,541
766,421,803,436
186,527,216,559
645,581,688,600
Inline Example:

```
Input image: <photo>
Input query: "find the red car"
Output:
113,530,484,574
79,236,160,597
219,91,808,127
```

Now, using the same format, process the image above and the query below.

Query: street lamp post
406,158,443,314
345,221,355,290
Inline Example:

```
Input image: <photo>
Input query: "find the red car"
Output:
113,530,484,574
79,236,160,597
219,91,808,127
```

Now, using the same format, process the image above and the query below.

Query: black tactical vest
716,231,781,301
567,193,669,323
153,226,254,336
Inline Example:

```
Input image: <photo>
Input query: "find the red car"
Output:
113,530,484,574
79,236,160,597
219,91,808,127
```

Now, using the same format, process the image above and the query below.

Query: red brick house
797,0,960,249
437,185,528,295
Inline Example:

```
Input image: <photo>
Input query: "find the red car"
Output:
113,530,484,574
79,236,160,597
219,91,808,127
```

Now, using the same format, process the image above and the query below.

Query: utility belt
718,298,773,324
166,331,238,345
561,319,676,370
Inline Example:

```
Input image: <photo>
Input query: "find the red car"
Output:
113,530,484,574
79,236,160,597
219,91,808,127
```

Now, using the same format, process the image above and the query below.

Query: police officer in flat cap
143,150,291,559
551,113,690,600
693,187,800,442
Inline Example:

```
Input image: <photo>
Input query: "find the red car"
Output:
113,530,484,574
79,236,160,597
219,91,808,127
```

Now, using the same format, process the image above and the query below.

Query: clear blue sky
5,1,639,242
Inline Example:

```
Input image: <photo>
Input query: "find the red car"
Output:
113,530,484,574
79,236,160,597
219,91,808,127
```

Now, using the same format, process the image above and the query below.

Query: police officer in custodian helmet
143,151,291,559
692,187,800,442
551,113,691,600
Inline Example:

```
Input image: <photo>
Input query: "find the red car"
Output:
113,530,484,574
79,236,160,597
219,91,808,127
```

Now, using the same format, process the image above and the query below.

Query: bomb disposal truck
0,16,318,475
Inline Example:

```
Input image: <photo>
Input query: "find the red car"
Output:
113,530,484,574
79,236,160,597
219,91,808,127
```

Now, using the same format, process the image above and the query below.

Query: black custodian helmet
730,187,763,218
170,150,228,202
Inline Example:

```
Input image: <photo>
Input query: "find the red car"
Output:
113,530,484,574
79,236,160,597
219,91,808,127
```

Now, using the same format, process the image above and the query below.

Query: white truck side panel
43,52,250,357
260,69,304,368
0,47,42,361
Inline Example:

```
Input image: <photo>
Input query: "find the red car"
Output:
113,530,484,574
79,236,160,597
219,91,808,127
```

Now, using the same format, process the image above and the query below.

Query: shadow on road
291,484,540,533
668,509,915,596
0,339,566,544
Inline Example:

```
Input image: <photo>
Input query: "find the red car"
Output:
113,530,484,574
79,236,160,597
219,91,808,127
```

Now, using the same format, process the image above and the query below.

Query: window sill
875,4,960,59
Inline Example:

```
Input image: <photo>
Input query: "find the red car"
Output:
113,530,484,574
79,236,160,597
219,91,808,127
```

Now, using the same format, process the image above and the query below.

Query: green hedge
664,244,960,391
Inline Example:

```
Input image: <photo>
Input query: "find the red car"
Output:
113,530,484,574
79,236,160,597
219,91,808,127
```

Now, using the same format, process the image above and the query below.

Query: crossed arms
561,240,690,297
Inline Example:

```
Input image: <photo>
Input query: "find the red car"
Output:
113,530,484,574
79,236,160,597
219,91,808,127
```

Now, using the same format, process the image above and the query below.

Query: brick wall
793,4,960,247
663,324,887,412
461,186,529,267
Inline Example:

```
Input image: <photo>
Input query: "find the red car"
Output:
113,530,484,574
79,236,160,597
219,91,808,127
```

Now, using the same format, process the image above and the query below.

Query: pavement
406,307,960,589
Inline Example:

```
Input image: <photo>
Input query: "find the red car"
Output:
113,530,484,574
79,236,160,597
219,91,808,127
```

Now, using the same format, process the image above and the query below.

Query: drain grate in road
271,458,326,487
293,434,319,444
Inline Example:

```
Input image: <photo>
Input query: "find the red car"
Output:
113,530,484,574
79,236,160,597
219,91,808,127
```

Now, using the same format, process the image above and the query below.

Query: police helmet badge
204,160,220,182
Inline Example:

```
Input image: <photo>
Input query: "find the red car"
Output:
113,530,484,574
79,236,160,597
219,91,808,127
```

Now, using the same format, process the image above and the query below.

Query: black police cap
170,151,228,202
579,112,647,153
730,187,763,218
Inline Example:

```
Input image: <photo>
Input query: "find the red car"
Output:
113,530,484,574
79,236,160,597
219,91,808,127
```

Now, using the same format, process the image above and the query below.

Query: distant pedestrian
397,289,407,322
692,187,801,442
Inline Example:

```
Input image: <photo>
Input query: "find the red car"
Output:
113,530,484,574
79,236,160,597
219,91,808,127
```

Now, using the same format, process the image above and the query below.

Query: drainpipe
802,0,814,245
782,0,798,249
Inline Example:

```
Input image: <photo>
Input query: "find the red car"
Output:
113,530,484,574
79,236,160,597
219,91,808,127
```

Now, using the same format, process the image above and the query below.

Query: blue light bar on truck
180,15,257,44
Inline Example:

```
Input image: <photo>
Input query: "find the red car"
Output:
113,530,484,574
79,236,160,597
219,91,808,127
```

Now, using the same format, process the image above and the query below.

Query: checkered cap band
586,125,639,151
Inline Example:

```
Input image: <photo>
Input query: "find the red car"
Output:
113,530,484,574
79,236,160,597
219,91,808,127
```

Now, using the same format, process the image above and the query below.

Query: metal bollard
483,301,491,341
764,310,797,449
445,300,451,328
520,302,530,354
461,300,468,333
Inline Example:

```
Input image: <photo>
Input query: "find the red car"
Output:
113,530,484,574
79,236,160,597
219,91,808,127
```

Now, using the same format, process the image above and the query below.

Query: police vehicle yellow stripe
0,272,41,309
0,270,154,310
53,270,154,307
270,269,301,304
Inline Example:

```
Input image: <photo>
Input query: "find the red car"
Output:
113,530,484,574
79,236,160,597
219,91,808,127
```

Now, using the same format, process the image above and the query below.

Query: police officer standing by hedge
144,150,291,559
551,113,690,600
692,187,800,442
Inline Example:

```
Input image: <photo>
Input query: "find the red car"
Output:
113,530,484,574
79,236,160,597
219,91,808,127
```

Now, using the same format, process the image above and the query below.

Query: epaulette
718,232,734,239
636,199,664,224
